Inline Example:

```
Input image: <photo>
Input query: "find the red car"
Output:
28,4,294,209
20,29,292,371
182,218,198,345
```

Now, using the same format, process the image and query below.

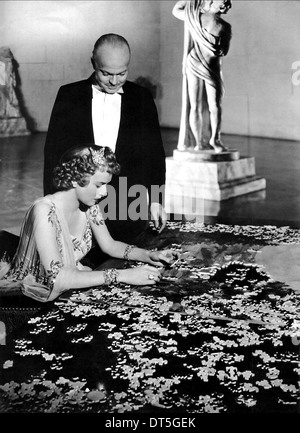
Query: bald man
43,34,166,246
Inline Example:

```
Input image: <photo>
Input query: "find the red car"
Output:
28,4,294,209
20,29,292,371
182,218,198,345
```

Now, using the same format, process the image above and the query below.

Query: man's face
93,44,130,94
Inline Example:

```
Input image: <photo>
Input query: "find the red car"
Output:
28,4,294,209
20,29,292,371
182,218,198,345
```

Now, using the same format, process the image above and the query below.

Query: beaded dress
0,196,103,302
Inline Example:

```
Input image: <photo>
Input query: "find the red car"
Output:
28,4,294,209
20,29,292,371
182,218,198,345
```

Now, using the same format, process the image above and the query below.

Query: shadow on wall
134,76,163,100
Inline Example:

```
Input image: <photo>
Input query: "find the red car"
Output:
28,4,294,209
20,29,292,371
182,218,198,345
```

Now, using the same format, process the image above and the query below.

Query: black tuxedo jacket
43,76,166,241
44,75,165,194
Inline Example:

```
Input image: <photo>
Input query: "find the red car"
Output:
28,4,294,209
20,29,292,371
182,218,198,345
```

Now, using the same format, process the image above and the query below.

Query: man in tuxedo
43,33,166,245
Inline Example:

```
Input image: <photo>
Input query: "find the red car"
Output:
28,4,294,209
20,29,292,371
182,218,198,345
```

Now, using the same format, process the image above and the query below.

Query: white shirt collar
92,85,124,96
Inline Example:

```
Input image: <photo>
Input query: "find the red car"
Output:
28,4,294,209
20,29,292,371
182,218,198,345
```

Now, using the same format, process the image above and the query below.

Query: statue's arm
172,0,187,20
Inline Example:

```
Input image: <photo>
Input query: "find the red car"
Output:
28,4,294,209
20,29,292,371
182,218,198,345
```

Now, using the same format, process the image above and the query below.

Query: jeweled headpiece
90,147,106,166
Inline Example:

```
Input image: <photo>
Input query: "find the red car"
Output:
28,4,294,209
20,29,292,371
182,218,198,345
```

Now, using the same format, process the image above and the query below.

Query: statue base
0,117,30,137
165,149,266,202
174,148,240,162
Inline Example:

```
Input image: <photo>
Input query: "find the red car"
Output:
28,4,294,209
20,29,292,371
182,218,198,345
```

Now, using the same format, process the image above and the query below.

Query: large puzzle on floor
0,222,300,413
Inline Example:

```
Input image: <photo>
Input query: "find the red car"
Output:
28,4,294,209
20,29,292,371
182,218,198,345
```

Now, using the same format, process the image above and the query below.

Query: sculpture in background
0,47,21,118
172,0,232,153
0,46,29,136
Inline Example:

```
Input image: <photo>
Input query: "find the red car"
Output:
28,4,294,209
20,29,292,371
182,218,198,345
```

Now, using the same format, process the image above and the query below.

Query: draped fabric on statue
184,0,225,95
0,196,96,302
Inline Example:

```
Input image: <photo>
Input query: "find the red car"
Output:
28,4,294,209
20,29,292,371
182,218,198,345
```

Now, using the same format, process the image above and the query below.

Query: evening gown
0,196,104,302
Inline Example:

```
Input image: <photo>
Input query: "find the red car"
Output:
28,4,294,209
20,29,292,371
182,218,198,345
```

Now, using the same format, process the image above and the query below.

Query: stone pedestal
165,148,266,203
0,117,30,137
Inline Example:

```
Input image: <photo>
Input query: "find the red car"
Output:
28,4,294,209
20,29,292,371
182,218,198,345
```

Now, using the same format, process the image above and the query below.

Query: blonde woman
0,145,176,302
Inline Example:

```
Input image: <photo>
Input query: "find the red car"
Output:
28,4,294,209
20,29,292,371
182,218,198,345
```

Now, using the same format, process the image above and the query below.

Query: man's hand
150,202,167,234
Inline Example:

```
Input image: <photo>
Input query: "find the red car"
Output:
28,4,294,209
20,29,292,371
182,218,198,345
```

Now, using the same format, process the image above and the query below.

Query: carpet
0,222,299,413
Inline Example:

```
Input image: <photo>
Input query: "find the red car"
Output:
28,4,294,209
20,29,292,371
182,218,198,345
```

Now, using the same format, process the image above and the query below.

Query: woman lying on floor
0,145,176,302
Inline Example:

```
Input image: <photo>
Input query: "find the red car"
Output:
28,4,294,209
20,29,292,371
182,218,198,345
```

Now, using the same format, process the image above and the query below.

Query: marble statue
0,47,21,118
172,0,232,153
0,46,29,136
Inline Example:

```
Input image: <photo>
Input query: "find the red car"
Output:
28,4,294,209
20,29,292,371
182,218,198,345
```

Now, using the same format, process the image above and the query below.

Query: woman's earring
71,181,77,188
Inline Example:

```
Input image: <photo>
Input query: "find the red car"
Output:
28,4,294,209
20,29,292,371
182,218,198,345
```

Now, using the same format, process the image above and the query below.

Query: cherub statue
173,0,232,153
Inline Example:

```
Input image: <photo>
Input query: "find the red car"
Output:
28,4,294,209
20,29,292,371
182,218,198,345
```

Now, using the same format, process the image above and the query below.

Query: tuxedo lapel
79,77,94,143
118,84,132,129
115,82,138,155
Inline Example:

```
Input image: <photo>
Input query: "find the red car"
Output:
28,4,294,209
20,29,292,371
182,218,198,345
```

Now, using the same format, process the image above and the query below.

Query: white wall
159,1,300,141
0,0,161,131
1,1,300,141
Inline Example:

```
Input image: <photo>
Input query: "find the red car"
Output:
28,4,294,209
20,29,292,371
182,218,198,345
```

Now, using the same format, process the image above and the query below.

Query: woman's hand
147,249,179,267
119,265,162,286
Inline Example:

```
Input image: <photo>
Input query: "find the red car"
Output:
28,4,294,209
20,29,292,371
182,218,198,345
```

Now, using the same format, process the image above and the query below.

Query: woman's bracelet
103,268,119,286
123,244,136,261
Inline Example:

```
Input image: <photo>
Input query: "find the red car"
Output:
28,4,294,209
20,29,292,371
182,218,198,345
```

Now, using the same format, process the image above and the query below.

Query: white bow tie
92,85,123,96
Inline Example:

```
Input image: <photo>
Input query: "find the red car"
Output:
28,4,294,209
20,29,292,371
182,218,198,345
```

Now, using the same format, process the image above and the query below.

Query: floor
1,128,300,236
1,222,299,413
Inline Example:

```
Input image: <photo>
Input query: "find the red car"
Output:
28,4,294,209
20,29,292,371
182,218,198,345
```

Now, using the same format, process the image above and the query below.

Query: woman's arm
33,202,109,292
32,203,165,301
172,0,187,20
90,206,177,266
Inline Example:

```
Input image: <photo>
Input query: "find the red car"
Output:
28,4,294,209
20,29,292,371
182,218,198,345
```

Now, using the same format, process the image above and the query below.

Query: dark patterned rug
0,222,299,413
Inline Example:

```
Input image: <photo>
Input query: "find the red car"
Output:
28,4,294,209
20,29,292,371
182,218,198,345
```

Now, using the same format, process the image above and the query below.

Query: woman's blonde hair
52,144,120,191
